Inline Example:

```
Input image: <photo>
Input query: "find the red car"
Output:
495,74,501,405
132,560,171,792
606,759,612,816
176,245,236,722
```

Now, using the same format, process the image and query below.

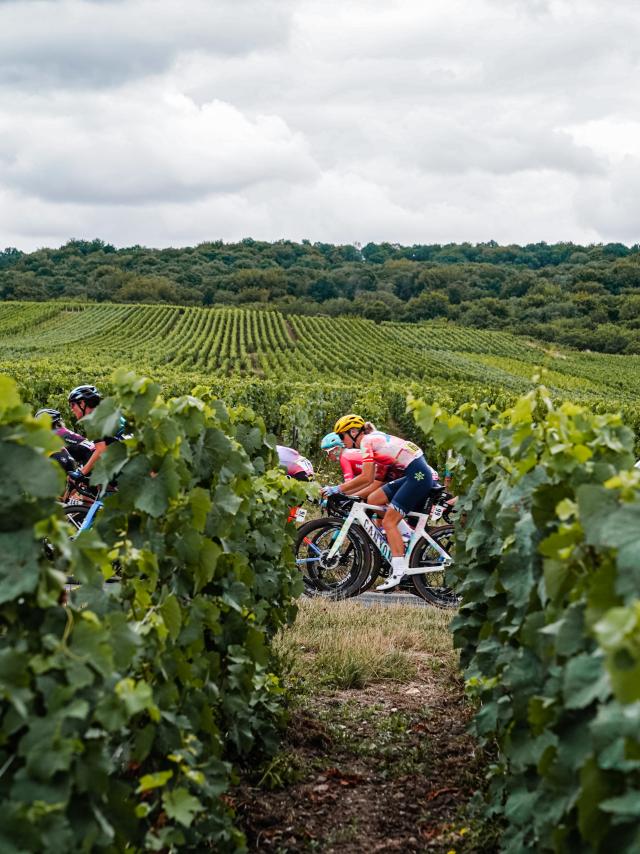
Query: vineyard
3,303,640,447
4,300,640,852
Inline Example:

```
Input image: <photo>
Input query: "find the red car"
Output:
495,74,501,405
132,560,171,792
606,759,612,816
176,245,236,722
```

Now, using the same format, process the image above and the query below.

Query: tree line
2,237,640,354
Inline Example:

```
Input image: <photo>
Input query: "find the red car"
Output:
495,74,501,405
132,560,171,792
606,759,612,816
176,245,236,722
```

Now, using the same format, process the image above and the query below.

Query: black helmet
35,407,62,428
68,385,101,408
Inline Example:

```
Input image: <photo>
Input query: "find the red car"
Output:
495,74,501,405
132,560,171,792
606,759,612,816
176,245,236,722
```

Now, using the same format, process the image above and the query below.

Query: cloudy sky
0,0,639,250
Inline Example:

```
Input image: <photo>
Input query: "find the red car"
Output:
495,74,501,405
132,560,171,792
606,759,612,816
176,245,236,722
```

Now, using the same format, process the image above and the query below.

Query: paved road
357,591,428,607
304,590,428,607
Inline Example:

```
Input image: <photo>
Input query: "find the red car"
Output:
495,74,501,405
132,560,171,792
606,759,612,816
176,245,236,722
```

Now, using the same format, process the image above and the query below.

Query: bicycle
44,476,115,587
59,474,105,534
294,490,459,608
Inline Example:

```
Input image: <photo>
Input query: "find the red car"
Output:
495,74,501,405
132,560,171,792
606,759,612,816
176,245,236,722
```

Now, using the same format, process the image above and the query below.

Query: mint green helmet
321,432,345,452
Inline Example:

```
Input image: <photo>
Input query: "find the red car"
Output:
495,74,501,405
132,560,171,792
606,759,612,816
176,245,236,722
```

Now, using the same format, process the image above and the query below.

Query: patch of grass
237,599,494,852
317,700,431,779
276,598,455,691
254,750,305,790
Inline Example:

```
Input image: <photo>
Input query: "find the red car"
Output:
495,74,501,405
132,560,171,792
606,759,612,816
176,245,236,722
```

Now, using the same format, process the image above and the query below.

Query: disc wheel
409,525,460,609
295,516,372,599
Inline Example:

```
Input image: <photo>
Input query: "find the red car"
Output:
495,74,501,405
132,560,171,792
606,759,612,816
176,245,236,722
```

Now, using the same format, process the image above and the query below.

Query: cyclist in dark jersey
35,407,88,484
67,385,126,476
36,407,96,466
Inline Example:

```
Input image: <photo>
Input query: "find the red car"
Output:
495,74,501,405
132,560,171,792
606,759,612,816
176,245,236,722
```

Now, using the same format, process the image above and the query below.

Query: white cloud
0,86,317,204
575,157,640,244
0,0,291,86
0,0,639,249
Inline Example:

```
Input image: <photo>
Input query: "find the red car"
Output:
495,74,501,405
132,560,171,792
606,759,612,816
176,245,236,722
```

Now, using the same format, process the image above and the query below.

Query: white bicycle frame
325,501,453,575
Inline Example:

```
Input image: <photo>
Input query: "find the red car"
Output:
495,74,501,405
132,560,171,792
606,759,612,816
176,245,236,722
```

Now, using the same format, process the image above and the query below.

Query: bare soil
233,656,496,853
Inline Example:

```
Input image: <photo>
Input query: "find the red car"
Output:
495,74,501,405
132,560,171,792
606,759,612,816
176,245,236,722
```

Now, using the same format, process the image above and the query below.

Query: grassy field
234,600,497,853
275,598,455,689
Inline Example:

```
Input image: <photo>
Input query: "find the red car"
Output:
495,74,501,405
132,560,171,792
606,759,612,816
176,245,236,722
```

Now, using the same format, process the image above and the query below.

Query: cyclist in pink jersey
326,415,434,590
339,447,368,481
321,432,395,498
276,445,315,481
321,430,435,493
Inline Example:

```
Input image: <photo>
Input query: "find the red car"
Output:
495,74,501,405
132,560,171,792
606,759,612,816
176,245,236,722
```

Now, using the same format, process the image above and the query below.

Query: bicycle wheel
409,525,460,609
295,516,372,599
353,535,383,594
63,503,91,533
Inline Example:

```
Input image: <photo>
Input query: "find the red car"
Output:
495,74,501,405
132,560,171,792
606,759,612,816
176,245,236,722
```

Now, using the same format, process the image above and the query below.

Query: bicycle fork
74,498,104,537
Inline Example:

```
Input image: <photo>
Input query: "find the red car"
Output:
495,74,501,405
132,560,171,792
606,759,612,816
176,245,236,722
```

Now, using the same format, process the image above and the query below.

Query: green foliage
411,389,640,852
0,372,304,852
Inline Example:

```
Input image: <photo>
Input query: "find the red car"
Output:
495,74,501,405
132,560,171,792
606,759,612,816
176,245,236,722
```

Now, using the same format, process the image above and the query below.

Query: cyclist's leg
361,478,404,557
368,474,404,508
369,477,405,555
376,462,433,590
388,461,433,519
382,506,405,556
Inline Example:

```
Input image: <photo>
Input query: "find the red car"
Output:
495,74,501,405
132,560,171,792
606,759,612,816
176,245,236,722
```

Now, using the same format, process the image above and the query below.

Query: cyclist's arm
338,461,376,495
81,440,108,475
357,478,385,499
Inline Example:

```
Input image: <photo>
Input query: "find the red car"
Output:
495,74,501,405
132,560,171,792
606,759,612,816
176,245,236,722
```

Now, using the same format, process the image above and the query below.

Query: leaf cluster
0,371,304,852
411,389,640,852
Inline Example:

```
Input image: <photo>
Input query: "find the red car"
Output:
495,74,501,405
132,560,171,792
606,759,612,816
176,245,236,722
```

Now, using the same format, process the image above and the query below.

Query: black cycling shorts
381,456,433,517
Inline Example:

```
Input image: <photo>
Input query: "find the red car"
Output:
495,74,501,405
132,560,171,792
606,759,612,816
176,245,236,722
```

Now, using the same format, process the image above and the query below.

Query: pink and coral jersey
341,445,438,483
339,448,402,483
359,431,424,470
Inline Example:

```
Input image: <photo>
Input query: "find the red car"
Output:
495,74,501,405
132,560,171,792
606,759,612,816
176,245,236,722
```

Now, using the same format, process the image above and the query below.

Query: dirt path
284,317,298,344
234,656,494,852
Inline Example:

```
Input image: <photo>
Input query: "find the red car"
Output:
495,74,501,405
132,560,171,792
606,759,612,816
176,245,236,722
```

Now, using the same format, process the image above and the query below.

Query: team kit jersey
276,445,315,480
360,431,424,470
55,426,96,465
340,446,439,484
354,431,434,516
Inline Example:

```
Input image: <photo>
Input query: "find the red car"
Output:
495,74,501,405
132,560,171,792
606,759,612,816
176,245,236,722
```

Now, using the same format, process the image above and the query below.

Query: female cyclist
321,431,440,491
326,415,434,590
320,431,397,498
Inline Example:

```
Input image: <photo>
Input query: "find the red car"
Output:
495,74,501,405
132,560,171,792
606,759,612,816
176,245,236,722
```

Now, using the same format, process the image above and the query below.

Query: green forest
2,238,640,354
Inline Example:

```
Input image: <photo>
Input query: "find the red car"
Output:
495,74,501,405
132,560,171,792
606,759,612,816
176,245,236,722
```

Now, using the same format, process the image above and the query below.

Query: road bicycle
59,475,106,534
43,477,114,586
295,490,459,608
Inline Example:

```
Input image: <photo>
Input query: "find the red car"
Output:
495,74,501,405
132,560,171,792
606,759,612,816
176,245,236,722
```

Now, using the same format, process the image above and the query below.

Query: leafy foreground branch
411,387,640,852
0,371,304,852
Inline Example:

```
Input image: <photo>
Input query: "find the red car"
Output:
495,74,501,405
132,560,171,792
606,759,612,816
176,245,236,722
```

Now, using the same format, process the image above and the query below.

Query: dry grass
275,598,456,690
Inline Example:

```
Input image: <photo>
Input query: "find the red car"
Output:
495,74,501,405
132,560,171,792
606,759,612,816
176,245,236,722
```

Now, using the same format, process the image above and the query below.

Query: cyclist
327,415,434,590
321,431,440,495
35,407,96,466
277,444,315,482
320,431,408,498
35,407,91,491
276,444,314,524
68,385,126,476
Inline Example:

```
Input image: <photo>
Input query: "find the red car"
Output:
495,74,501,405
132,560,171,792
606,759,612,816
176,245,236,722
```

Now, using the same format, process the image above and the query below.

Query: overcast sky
1,0,639,251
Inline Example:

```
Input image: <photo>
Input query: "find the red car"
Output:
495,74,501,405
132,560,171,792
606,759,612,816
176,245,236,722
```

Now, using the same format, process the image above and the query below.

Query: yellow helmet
334,414,365,435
